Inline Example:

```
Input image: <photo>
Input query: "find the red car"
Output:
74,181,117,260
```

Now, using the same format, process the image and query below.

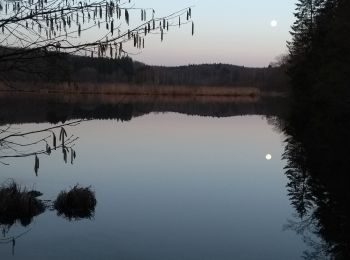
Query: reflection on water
0,181,96,256
0,93,287,124
0,181,45,231
272,101,350,259
1,93,346,259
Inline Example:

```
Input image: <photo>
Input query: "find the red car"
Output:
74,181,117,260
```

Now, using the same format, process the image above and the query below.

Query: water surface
0,96,307,259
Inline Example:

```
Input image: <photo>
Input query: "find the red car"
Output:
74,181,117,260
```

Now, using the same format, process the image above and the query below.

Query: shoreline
0,82,287,98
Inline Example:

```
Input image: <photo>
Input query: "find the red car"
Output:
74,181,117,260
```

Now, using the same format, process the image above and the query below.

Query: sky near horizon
128,0,296,67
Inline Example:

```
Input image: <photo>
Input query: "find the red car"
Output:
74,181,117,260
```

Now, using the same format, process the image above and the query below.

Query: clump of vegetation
54,185,96,220
0,181,45,227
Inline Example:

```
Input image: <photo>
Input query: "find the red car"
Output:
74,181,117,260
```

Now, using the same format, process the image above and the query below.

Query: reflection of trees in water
0,182,96,255
0,94,288,124
271,109,350,259
282,136,330,259
283,137,314,219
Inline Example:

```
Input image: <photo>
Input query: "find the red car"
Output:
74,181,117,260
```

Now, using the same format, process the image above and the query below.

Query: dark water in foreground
0,94,333,259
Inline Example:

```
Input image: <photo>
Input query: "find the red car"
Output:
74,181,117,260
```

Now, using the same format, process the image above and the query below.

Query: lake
1,94,312,259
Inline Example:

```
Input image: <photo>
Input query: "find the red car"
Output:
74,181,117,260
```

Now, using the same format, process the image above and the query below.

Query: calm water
1,96,308,259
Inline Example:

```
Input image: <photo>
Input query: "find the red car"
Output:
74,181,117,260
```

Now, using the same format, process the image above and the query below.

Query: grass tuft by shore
54,185,97,220
0,180,45,226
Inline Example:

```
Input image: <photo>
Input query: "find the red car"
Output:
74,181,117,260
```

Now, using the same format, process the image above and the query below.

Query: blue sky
129,0,296,67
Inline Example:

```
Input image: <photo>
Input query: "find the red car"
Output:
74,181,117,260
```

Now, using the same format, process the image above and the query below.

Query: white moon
266,154,272,160
270,20,278,27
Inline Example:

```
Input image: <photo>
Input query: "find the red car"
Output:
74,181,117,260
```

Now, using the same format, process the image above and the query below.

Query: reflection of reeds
54,185,96,221
0,181,45,227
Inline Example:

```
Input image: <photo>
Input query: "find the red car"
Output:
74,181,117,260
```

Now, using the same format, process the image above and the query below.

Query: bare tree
0,120,83,174
0,0,194,83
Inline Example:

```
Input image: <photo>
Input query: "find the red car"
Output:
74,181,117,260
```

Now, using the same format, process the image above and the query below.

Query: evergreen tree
288,0,318,95
287,0,344,99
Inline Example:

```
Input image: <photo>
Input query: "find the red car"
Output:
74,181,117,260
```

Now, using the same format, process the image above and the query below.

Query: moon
270,20,278,27
266,154,272,160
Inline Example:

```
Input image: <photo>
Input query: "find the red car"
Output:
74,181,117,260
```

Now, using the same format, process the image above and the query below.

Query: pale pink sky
126,0,295,67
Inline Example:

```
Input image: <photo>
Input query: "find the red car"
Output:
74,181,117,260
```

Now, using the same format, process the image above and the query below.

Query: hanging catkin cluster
0,0,194,59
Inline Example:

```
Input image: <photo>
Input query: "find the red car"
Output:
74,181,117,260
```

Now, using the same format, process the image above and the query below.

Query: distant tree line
0,47,134,84
133,63,288,92
1,47,288,93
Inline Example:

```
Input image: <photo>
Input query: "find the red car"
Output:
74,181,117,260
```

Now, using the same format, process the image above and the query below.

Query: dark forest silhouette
0,50,288,94
279,0,350,258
